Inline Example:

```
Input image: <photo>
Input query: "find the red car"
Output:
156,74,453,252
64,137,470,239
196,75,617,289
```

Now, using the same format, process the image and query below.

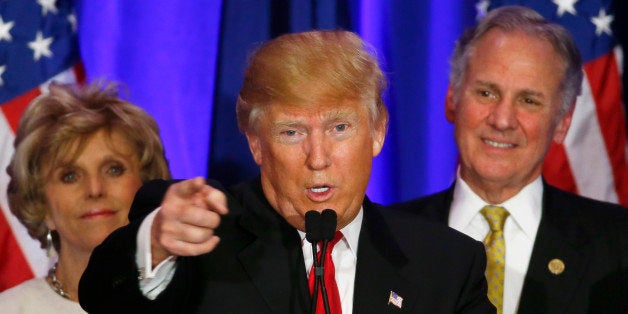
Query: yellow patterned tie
480,205,509,314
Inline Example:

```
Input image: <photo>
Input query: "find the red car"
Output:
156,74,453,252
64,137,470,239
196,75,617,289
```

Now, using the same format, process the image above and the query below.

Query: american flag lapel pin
388,291,403,309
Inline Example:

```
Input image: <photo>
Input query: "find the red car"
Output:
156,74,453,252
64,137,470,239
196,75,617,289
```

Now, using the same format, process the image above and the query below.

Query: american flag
0,0,84,292
388,291,403,309
477,0,627,205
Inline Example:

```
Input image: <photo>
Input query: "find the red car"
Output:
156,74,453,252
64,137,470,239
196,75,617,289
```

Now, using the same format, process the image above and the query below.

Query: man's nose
487,99,518,130
305,133,332,170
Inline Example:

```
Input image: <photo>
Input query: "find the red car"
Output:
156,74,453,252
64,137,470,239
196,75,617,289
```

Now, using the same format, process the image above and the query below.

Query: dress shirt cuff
136,207,177,300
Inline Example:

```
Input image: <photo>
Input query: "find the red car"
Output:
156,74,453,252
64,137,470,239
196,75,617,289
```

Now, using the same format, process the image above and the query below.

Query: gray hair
449,5,583,115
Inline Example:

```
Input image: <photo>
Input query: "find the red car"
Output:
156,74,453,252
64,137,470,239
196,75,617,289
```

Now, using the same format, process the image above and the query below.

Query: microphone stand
306,210,323,314
318,209,337,314
306,209,336,314
318,239,331,314
310,241,321,314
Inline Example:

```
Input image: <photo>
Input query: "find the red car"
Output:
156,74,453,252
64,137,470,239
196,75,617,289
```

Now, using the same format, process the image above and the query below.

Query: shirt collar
449,170,542,241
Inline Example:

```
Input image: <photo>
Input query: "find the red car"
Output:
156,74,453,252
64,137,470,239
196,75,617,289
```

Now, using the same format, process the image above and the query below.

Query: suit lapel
518,183,590,313
234,182,310,313
353,200,420,313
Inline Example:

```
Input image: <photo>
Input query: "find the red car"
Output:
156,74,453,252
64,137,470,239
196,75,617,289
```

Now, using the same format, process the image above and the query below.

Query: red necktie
308,231,343,314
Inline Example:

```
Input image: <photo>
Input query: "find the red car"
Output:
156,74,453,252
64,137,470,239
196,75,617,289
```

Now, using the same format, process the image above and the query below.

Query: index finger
203,187,229,215
172,177,207,199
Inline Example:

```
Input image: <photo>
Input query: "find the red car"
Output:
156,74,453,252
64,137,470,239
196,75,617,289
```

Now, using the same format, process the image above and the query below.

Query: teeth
310,186,329,193
484,139,514,148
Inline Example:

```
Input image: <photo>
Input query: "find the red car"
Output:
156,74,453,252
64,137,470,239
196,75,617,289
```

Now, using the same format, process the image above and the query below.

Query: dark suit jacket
79,178,495,313
389,181,628,313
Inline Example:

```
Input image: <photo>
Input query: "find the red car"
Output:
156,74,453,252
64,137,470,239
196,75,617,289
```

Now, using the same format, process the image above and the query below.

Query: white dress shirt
136,208,177,300
449,173,542,314
136,207,363,313
299,209,362,314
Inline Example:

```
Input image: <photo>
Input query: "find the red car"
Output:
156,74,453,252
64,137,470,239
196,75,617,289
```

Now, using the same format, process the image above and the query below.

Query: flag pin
388,291,403,309
548,258,565,275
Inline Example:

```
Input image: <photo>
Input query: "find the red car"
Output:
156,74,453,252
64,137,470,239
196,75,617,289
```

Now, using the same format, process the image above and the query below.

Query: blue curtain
76,1,506,204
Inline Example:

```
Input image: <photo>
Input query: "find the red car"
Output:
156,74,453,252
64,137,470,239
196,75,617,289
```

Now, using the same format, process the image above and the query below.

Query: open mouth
306,185,334,202
309,186,330,193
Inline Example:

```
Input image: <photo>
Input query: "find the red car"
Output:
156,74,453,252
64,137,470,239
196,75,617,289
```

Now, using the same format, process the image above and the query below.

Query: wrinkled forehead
470,28,568,73
262,98,370,120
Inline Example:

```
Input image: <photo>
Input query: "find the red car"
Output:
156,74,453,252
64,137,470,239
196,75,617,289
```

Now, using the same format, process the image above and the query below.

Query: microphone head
305,210,321,243
320,209,337,240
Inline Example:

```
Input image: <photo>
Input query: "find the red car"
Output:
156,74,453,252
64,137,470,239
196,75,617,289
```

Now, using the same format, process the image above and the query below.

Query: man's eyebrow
475,80,499,90
475,80,545,98
518,88,545,99
325,108,358,121
272,120,300,126
269,120,303,132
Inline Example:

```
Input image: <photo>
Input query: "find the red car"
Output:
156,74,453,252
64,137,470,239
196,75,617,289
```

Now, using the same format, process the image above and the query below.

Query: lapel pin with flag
388,290,403,309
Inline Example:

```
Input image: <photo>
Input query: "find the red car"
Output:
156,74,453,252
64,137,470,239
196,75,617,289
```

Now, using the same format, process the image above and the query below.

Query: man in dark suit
390,6,628,314
79,30,495,313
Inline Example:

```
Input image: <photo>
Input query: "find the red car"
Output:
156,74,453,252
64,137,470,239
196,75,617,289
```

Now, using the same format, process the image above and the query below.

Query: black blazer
79,178,495,313
389,181,628,313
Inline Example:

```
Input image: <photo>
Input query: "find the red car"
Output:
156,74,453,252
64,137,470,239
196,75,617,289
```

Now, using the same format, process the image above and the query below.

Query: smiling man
78,30,494,313
391,6,628,314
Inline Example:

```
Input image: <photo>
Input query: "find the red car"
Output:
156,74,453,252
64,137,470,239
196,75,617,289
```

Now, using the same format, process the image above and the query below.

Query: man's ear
372,116,387,157
445,85,456,123
246,132,263,165
553,103,575,144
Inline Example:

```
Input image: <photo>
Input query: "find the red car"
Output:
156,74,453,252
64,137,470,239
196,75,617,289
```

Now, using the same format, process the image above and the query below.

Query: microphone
320,209,337,241
318,209,337,314
305,210,322,244
305,210,322,313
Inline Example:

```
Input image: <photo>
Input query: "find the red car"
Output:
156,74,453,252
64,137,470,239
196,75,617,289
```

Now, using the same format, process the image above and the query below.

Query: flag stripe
585,51,628,204
0,205,34,291
73,62,86,85
543,143,578,194
564,68,618,202
0,88,41,134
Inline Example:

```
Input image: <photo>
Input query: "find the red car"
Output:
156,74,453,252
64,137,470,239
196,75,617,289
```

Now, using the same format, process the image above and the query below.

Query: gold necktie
480,205,509,314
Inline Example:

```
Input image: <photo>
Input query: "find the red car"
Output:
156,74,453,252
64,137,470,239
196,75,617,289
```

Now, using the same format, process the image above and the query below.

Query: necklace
46,263,71,299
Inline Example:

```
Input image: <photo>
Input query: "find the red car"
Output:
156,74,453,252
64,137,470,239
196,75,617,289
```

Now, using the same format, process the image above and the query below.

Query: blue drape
77,1,493,205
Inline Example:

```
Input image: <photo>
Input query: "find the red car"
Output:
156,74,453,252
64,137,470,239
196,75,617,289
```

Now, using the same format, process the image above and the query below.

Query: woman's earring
46,230,57,258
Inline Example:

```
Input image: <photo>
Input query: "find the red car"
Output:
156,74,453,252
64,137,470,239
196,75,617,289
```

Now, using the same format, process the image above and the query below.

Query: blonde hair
6,81,171,250
236,30,388,134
